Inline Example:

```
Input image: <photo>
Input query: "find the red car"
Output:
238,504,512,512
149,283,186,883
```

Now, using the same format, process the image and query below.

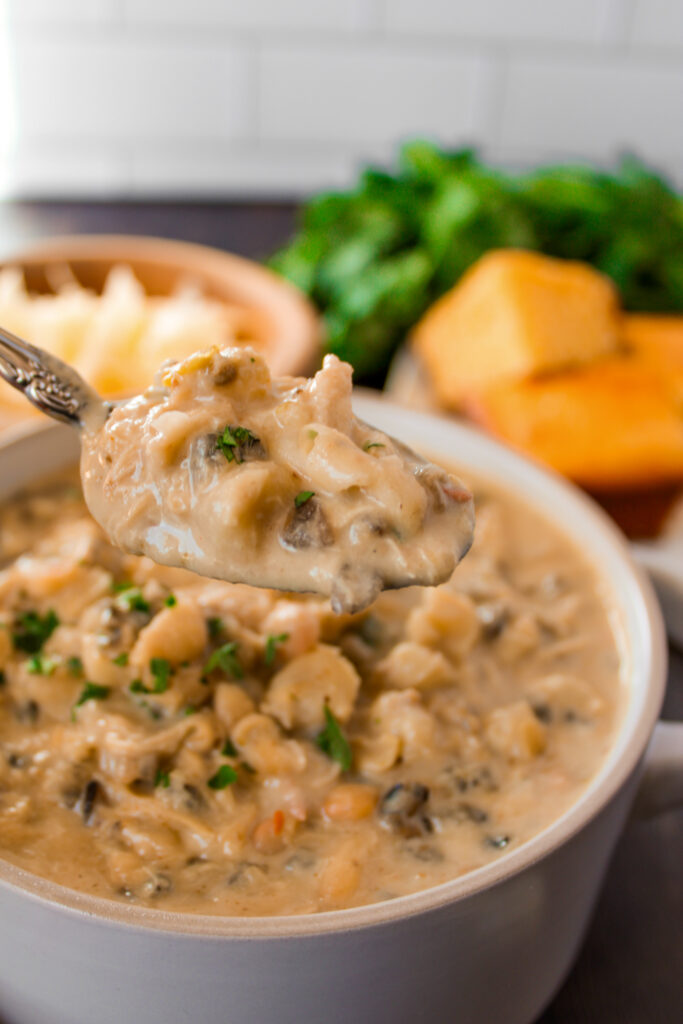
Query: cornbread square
412,250,621,408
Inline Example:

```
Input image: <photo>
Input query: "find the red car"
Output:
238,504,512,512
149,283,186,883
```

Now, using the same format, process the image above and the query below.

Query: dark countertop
0,200,681,1024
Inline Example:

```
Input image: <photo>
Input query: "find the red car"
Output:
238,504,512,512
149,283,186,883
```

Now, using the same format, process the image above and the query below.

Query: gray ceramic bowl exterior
0,396,679,1024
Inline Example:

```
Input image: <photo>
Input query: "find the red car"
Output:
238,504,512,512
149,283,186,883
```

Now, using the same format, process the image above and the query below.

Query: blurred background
0,0,680,199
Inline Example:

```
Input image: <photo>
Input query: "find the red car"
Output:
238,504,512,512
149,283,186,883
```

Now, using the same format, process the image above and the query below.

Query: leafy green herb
115,588,150,614
294,490,315,508
155,769,171,788
74,682,110,708
111,580,133,593
183,705,197,716
271,143,683,383
67,656,84,677
221,738,237,757
363,441,385,451
207,617,223,640
12,609,59,654
204,642,243,679
150,658,172,693
132,663,173,697
164,594,177,608
315,706,352,772
208,764,238,790
26,654,58,676
264,633,289,667
112,652,129,667
216,425,260,464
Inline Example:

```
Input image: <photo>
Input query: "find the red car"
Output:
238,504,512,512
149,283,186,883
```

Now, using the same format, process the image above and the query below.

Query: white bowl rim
0,396,667,940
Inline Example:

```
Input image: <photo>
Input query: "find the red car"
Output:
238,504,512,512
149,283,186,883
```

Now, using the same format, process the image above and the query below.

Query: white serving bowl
0,394,680,1024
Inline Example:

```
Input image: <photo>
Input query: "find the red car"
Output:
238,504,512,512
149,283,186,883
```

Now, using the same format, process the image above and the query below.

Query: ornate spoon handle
0,325,108,430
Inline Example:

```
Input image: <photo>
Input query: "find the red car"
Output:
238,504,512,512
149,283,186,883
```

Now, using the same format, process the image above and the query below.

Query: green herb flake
216,425,260,464
27,654,58,676
204,642,243,680
11,609,59,654
294,490,315,508
221,738,237,757
164,594,177,608
363,441,385,451
155,769,171,788
150,658,172,694
115,588,150,614
75,682,110,708
183,705,197,716
316,706,352,772
208,764,238,790
112,652,129,667
264,632,289,667
207,617,224,640
67,656,84,678
130,679,147,694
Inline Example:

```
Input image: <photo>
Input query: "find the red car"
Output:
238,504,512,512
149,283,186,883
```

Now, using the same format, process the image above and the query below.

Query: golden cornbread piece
622,315,683,401
412,250,621,408
464,356,683,491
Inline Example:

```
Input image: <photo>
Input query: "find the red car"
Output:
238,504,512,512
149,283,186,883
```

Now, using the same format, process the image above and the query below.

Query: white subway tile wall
0,0,680,197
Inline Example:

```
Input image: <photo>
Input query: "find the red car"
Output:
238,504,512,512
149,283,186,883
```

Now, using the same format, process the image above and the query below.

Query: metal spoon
0,325,109,431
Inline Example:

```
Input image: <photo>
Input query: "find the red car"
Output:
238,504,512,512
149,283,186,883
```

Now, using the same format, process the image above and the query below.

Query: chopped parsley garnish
150,658,172,693
27,654,58,676
485,835,511,850
130,678,147,694
208,764,238,790
67,656,84,677
221,738,237,757
115,588,150,614
204,642,243,679
363,441,385,451
294,490,315,508
155,770,171,788
75,682,110,708
183,705,197,716
315,706,352,772
216,425,260,464
264,633,289,667
164,594,177,608
12,609,59,654
112,652,129,667
207,617,223,640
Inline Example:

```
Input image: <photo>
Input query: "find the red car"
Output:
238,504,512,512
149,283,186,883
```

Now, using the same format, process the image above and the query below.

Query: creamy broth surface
80,347,474,613
0,470,623,915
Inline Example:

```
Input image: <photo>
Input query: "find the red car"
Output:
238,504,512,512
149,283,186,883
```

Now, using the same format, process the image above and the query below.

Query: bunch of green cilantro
270,142,683,383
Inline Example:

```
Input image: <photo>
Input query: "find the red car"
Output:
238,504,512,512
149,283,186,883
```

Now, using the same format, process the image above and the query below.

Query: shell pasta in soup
0,462,623,915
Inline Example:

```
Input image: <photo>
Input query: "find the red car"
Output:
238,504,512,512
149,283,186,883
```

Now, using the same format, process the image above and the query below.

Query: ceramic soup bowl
0,394,680,1024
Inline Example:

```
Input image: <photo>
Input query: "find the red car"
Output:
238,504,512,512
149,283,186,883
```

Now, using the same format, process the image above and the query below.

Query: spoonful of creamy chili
0,328,474,613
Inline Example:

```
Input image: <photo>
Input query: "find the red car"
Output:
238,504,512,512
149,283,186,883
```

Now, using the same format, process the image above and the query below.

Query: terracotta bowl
0,234,321,430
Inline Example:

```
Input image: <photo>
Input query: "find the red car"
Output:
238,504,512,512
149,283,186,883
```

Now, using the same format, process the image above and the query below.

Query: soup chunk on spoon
79,347,473,612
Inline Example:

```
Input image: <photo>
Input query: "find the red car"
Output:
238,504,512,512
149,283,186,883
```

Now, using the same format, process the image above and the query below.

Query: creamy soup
0,471,623,916
80,347,474,614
